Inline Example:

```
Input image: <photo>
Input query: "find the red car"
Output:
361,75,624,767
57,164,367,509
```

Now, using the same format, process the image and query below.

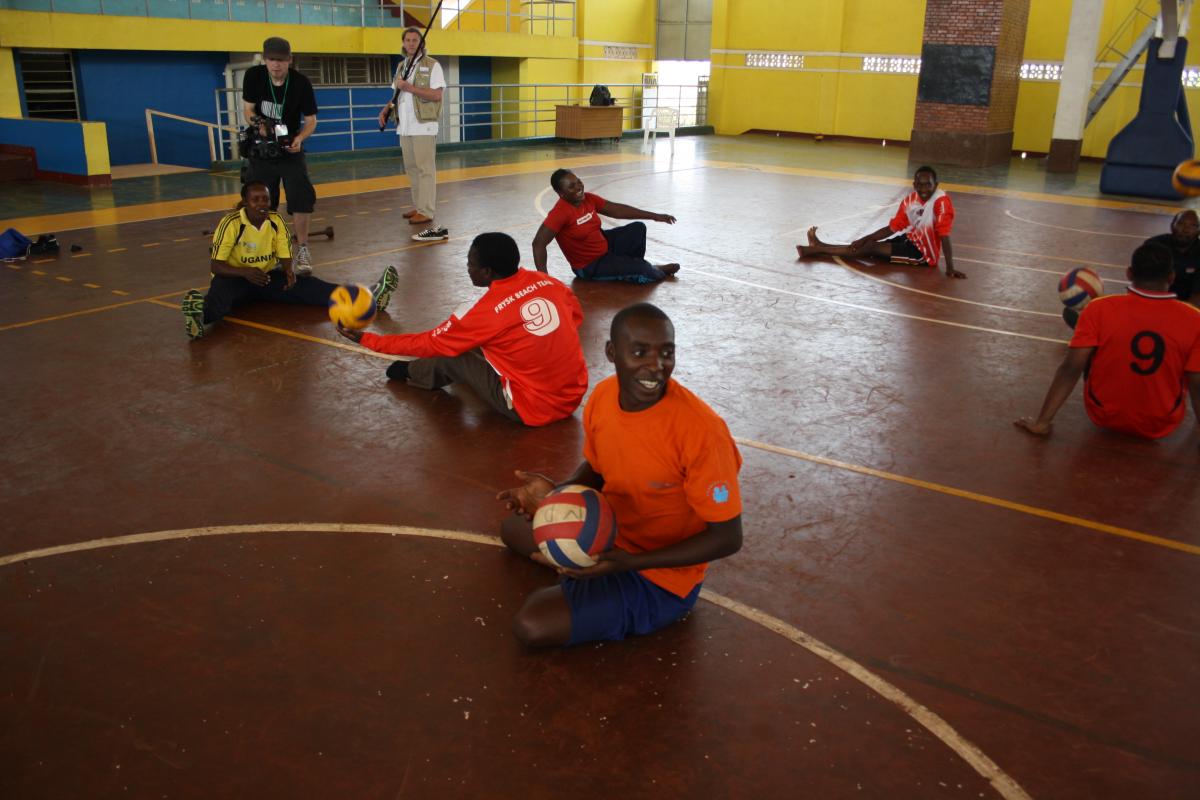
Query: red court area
2,146,1198,799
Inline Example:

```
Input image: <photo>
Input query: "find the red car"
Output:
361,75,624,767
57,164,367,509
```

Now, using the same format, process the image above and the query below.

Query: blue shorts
561,571,702,646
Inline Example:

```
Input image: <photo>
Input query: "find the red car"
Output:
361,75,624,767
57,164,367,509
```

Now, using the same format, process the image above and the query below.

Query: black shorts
888,235,927,265
243,154,316,215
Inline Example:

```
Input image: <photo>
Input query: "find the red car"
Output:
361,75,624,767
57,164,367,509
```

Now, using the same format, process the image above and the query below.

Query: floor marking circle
1,522,1030,799
1003,209,1149,238
832,256,1062,318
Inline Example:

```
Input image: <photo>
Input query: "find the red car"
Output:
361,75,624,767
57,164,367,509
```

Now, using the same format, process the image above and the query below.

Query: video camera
238,115,288,161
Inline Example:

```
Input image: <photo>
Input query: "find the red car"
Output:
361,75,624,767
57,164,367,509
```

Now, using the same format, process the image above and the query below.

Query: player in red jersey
796,166,966,279
533,169,680,284
1016,242,1200,439
496,303,743,647
337,232,588,426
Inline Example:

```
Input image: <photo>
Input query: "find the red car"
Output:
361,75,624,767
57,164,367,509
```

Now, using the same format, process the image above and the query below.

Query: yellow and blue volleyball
1172,159,1200,197
1057,267,1103,309
532,485,618,569
328,284,377,329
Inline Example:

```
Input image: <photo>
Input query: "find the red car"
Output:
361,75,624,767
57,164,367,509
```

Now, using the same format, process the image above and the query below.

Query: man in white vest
378,27,448,243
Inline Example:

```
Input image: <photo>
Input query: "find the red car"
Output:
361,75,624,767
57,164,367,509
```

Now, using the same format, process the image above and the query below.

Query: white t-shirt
394,57,446,137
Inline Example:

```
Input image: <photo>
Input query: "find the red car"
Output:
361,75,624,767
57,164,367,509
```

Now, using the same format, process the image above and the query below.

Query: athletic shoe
412,227,449,243
372,265,399,312
182,289,206,340
293,244,313,276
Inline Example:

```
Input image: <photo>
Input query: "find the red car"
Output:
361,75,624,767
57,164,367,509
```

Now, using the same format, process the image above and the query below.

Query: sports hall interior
1,1,1198,798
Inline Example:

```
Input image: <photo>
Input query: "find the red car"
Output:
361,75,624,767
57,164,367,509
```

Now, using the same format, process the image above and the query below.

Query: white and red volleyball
1057,267,1104,310
532,485,618,569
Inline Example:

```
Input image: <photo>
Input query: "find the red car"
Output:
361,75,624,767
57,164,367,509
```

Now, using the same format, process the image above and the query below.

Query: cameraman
242,37,319,274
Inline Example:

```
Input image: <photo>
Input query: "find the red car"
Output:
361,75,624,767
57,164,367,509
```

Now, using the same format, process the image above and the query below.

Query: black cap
263,37,292,58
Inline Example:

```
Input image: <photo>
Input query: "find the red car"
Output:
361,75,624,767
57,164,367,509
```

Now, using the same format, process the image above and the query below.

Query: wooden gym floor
1,136,1197,799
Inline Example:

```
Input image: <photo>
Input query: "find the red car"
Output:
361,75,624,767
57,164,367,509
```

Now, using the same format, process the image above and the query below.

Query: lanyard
267,70,289,117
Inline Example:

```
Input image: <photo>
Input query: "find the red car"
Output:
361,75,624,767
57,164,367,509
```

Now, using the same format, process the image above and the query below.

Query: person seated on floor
182,181,397,341
796,165,966,279
532,168,680,284
1144,208,1200,306
496,302,743,648
1015,242,1200,440
336,232,588,426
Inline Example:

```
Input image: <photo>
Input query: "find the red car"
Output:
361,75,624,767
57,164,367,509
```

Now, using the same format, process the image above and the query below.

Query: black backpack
589,85,615,106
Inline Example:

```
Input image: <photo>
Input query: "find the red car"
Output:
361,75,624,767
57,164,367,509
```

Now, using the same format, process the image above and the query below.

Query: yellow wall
0,47,20,117
709,0,1200,159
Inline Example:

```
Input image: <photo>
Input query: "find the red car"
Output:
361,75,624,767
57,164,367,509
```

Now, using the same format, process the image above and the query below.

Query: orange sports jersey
359,269,588,426
889,190,954,266
1071,287,1200,438
582,376,743,597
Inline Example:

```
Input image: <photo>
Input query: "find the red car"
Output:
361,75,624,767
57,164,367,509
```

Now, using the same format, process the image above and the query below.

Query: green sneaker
372,265,399,313
182,289,206,340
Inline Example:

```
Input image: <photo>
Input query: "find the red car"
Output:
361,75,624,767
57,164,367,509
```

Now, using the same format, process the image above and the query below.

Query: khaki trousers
400,134,437,219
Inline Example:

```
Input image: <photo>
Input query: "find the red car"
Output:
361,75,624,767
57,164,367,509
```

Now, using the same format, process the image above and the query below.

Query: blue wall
74,50,227,168
458,56,491,142
0,117,89,175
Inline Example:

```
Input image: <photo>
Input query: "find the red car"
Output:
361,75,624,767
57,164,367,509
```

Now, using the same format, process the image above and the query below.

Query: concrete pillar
910,0,1032,167
1048,0,1105,172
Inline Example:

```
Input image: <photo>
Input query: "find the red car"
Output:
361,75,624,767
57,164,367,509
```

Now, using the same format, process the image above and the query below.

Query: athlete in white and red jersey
337,232,588,426
796,166,966,279
1016,242,1200,440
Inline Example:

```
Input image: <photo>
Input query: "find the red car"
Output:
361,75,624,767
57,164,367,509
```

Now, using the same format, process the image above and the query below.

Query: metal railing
146,108,237,164
3,0,575,34
212,81,707,160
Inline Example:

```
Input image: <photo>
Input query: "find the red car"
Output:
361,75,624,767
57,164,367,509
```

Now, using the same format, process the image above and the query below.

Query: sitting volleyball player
1016,243,1200,440
182,181,398,340
796,165,967,279
533,169,680,284
337,232,588,426
496,303,743,647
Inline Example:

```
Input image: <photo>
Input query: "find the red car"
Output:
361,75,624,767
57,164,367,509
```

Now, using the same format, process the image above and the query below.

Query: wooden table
555,105,623,141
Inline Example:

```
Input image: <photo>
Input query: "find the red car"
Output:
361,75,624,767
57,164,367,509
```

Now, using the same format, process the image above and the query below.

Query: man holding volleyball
337,232,588,426
497,302,744,648
1016,242,1200,440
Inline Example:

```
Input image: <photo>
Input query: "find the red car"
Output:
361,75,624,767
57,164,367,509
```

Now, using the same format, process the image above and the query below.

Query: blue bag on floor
0,228,33,260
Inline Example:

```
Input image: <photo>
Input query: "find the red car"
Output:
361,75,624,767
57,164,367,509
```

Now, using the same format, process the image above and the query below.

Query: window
19,50,79,120
603,45,639,60
1020,62,1063,81
293,55,391,86
863,56,921,74
745,53,804,70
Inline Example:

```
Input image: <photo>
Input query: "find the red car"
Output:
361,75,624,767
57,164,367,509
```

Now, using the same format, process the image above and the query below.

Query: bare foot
659,263,681,278
796,244,807,259
807,226,820,246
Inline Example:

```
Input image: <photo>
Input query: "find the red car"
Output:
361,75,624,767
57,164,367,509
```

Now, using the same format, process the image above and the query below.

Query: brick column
910,0,1031,167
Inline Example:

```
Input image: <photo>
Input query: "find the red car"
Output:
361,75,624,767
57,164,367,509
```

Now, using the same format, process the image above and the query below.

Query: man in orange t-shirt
1016,242,1200,439
497,302,744,647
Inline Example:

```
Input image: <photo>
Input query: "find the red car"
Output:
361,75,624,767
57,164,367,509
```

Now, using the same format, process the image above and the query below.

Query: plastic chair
643,107,679,151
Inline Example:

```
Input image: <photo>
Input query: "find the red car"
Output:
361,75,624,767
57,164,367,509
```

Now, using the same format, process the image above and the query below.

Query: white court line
956,256,1133,285
0,522,1031,800
684,265,1068,344
832,257,1062,318
780,203,891,238
534,176,1067,343
1004,209,1148,238
957,243,1127,270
